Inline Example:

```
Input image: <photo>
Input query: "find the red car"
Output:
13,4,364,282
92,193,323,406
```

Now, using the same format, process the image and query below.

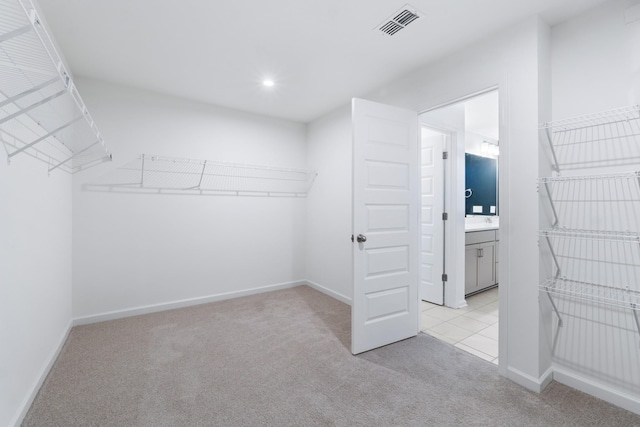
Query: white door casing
420,128,445,305
351,98,419,355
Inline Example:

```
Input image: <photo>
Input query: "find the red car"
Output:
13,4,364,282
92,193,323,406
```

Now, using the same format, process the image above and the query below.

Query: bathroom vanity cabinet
465,229,499,296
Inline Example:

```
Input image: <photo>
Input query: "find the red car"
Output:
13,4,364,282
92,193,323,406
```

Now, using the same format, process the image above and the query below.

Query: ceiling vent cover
377,5,421,36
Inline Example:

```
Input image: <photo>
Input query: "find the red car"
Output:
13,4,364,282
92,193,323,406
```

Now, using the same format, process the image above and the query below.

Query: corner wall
305,106,353,304
72,78,309,321
0,155,72,426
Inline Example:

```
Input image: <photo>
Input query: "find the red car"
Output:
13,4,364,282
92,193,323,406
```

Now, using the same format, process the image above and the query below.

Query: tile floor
421,287,499,365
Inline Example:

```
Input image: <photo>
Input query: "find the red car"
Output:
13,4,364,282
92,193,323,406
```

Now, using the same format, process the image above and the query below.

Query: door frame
418,86,504,372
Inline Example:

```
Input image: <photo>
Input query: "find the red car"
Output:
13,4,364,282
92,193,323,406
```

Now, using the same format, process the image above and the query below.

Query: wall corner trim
72,280,306,326
506,365,554,393
11,321,72,427
304,280,352,306
553,365,640,416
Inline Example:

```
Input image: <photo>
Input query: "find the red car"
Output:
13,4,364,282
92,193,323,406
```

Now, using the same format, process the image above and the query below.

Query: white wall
305,106,353,303
72,78,309,320
548,0,640,412
0,156,72,426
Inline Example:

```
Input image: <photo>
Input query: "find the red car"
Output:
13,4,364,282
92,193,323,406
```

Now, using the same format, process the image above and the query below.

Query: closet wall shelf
539,228,640,243
89,154,318,197
540,278,640,336
539,105,640,172
538,171,640,183
0,0,111,174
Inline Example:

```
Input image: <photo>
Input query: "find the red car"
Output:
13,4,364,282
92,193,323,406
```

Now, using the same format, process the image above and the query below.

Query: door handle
478,248,483,258
357,234,367,243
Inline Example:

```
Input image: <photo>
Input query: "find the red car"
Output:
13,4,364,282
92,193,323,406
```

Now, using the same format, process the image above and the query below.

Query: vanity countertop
465,224,499,232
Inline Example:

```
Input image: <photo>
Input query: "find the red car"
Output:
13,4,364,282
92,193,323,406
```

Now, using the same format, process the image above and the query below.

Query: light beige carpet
23,286,640,426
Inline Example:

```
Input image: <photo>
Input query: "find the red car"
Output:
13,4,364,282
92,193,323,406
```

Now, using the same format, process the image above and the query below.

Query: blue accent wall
465,153,498,215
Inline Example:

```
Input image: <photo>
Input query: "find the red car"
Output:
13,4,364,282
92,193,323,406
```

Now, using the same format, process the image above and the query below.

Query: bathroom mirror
465,153,498,216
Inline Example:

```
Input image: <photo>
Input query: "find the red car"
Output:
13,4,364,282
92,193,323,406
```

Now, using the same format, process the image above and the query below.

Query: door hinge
442,151,448,159
442,273,448,282
351,234,354,243
442,212,448,221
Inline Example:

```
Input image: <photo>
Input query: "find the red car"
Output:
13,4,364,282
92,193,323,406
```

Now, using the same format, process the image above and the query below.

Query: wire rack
0,0,111,173
539,278,640,311
88,154,318,197
539,105,640,171
539,105,640,336
539,228,640,243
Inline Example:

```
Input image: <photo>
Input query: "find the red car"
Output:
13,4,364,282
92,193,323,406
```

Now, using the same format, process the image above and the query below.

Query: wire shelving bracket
0,0,111,173
88,154,318,197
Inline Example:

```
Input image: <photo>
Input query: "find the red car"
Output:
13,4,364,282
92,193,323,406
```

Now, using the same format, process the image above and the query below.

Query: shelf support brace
544,235,562,278
544,128,560,172
0,89,67,126
140,154,146,188
6,115,84,160
0,77,58,109
185,161,207,190
0,25,31,43
632,305,640,341
48,139,100,174
543,182,559,227
546,292,563,328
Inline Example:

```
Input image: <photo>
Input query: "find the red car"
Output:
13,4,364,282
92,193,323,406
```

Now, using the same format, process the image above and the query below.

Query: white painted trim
73,281,305,325
506,365,554,393
11,321,72,427
305,280,352,306
553,365,640,415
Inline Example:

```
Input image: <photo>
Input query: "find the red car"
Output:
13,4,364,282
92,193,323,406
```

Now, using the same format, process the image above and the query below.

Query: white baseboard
305,280,352,305
553,365,640,415
506,365,554,393
73,280,305,326
11,321,72,427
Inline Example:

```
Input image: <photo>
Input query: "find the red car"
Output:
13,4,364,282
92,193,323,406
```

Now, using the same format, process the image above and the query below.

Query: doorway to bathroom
419,89,500,364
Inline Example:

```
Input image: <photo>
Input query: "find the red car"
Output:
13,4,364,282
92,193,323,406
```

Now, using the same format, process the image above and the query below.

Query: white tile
424,330,458,345
428,322,475,343
476,300,499,314
421,313,443,330
478,322,499,341
421,301,438,311
454,343,494,362
459,334,499,358
448,315,493,333
426,306,463,322
462,310,498,325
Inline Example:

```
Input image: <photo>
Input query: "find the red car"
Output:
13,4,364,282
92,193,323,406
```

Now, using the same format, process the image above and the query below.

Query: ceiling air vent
376,5,421,36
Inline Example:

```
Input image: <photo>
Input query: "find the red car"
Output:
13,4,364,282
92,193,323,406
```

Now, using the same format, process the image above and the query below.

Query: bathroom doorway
419,89,500,364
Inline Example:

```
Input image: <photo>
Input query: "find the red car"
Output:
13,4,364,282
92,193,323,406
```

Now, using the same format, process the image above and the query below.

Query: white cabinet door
465,244,478,295
352,98,419,355
476,241,496,290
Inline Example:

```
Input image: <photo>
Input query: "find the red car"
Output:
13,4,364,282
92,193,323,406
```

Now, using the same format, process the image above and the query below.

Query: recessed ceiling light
263,79,275,87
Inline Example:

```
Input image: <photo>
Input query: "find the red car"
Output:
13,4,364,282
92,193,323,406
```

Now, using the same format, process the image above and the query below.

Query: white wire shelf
88,154,318,197
538,171,640,183
539,105,640,171
539,105,640,133
539,228,640,243
539,278,640,311
0,0,111,173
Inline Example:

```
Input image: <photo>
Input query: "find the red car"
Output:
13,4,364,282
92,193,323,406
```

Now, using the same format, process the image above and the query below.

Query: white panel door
420,129,445,304
352,98,419,355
